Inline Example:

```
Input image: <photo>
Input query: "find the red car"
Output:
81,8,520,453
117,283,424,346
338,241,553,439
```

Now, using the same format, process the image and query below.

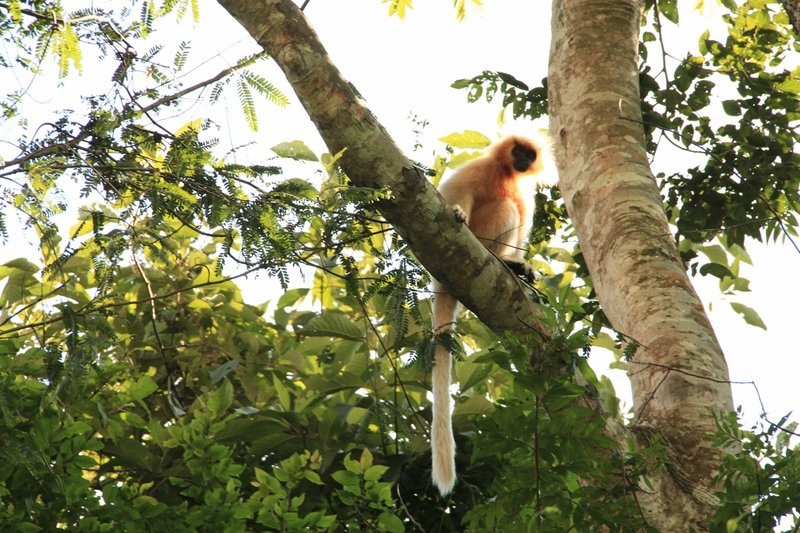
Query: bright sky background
2,0,798,430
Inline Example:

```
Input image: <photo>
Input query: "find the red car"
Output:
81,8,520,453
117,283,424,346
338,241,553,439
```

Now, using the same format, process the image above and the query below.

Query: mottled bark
781,0,800,36
548,0,735,529
216,0,549,339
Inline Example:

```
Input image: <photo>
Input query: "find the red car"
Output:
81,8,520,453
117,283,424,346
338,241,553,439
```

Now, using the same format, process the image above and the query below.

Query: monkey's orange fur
430,133,556,495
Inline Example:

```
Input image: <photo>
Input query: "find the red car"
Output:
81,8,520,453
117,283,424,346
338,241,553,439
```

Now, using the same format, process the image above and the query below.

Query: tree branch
215,0,549,338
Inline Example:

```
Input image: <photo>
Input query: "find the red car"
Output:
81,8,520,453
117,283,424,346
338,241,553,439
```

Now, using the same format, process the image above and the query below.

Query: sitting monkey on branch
430,133,558,496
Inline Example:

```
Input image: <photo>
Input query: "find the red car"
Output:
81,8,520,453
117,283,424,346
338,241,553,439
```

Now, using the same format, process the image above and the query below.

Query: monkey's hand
451,205,468,224
503,259,536,284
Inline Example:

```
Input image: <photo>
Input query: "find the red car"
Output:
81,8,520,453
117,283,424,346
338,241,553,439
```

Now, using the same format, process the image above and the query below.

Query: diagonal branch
216,0,549,339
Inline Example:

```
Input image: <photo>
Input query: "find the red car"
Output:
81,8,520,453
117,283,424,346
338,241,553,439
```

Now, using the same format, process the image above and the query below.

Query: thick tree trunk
548,0,735,529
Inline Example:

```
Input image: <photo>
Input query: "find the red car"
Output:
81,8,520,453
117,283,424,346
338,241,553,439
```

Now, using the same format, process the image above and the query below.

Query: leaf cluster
710,410,800,532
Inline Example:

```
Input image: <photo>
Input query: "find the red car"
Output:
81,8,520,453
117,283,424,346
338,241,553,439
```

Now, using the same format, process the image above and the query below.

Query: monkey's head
493,134,548,178
511,142,538,173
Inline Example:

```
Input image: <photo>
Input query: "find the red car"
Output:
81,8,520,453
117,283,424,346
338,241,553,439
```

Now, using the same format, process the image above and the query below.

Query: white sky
2,0,798,430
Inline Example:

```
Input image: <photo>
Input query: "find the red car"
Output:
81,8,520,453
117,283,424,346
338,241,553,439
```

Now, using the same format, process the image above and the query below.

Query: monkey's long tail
431,341,456,495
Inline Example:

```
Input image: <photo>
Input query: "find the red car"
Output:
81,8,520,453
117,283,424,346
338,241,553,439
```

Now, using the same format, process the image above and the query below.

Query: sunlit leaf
271,140,318,161
302,312,363,340
729,302,767,330
438,130,491,149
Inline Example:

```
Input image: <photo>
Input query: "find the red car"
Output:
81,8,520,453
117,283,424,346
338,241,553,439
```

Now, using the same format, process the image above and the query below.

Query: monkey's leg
502,258,537,283
474,199,537,283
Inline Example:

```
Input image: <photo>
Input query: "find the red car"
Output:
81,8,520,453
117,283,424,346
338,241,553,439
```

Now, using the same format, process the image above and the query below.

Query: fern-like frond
160,0,179,15
382,0,413,19
56,23,83,77
236,77,258,131
173,40,191,71
145,64,169,84
241,70,289,108
141,44,164,62
140,1,154,37
209,80,226,104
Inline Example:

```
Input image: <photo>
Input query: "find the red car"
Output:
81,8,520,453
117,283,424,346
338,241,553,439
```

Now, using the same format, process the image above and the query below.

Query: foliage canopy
0,0,798,531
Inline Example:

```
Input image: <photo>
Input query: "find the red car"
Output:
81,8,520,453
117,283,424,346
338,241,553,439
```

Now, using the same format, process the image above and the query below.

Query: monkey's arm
438,173,477,225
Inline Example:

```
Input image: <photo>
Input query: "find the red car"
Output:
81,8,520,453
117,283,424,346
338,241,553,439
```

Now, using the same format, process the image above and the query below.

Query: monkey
430,133,557,496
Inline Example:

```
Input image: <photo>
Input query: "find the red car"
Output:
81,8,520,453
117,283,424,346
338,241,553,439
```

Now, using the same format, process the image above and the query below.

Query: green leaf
124,375,159,401
576,357,598,385
700,244,727,265
721,100,741,116
776,78,800,94
699,263,734,279
345,406,369,425
208,378,234,417
0,258,39,277
271,140,318,161
458,358,493,392
119,411,147,429
216,419,287,442
658,0,679,23
272,375,292,410
438,130,491,149
332,469,359,486
453,395,495,416
729,302,767,330
698,29,710,54
302,312,363,340
378,511,405,533
359,448,374,469
363,464,389,481
74,453,98,468
545,381,584,410
277,288,310,309
210,360,239,384
304,470,324,485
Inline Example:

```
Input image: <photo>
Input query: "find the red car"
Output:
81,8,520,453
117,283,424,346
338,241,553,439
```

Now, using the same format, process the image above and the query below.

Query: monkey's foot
452,205,468,224
503,259,536,284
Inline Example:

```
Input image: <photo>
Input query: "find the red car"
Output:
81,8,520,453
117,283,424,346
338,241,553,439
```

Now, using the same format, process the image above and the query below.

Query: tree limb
216,0,549,338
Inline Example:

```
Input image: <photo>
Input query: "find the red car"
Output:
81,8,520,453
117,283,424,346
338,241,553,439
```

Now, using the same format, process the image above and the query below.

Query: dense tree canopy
0,0,798,530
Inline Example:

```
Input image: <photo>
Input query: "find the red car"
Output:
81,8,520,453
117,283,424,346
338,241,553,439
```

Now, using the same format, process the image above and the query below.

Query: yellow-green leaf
438,130,491,149
271,140,318,161
730,302,767,330
272,375,291,410
453,395,495,416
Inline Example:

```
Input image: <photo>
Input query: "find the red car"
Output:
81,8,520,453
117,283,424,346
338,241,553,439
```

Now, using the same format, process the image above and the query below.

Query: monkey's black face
511,143,538,173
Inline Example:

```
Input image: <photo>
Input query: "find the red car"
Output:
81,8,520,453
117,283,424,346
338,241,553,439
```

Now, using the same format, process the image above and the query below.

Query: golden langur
430,133,557,496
